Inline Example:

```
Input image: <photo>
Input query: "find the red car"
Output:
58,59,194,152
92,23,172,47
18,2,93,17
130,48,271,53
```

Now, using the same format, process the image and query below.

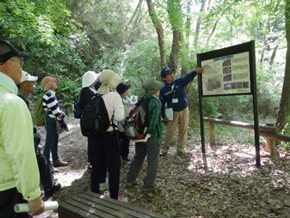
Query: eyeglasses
10,59,24,67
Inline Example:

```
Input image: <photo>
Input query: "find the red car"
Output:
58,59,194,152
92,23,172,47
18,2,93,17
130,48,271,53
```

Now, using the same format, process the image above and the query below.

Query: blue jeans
91,132,120,200
43,115,59,164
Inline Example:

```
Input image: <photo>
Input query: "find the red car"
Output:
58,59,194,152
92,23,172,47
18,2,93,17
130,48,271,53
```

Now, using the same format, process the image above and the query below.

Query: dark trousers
118,131,130,160
37,152,55,190
0,188,31,218
91,132,120,199
87,136,93,164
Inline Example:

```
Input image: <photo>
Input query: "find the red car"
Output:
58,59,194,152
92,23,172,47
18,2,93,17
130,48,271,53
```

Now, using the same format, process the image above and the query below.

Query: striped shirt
146,95,163,146
42,90,62,118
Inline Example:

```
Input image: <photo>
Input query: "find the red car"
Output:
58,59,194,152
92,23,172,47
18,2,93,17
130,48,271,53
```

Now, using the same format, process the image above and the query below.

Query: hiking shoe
43,182,61,198
53,159,68,167
53,182,61,191
50,165,58,173
143,183,160,192
176,149,185,156
100,182,109,191
126,180,139,188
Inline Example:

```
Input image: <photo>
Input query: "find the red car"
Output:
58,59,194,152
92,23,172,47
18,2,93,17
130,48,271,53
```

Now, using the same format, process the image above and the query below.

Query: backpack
80,93,111,137
72,99,82,119
123,96,150,140
33,94,45,127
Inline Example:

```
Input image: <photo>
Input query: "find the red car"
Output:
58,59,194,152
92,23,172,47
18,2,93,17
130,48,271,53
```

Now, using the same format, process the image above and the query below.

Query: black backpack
123,96,150,140
80,93,111,136
72,98,82,119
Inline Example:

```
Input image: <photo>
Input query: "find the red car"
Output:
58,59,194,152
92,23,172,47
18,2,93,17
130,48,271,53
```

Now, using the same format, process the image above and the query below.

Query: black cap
0,40,31,65
116,82,131,95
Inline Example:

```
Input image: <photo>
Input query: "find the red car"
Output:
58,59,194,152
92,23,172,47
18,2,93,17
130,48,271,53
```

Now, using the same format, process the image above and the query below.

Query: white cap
20,70,38,83
82,71,99,88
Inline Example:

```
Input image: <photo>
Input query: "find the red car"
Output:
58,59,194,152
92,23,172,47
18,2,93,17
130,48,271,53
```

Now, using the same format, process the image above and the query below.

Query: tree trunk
193,0,206,49
167,0,183,73
276,0,290,131
270,44,279,65
181,0,191,77
146,0,167,69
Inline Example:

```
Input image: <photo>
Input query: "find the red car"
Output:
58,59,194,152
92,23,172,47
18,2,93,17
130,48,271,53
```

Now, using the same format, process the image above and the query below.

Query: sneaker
143,183,160,192
122,158,131,165
118,196,128,203
126,180,139,188
53,159,68,167
100,182,109,191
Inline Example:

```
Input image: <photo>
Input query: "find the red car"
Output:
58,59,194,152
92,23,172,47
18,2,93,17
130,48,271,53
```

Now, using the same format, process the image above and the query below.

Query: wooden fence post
265,123,275,155
209,121,215,147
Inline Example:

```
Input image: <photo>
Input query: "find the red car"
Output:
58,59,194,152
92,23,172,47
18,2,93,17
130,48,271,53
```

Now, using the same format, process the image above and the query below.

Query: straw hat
41,76,58,91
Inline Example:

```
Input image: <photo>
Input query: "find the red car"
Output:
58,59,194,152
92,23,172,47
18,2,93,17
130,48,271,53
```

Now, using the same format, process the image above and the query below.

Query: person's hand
163,117,170,122
28,196,44,216
196,67,204,74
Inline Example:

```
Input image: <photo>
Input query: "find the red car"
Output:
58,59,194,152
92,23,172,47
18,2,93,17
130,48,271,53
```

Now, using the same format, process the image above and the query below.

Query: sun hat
143,78,164,95
82,71,99,88
116,82,131,95
98,69,122,95
160,67,172,78
0,40,31,65
20,70,38,83
41,76,58,91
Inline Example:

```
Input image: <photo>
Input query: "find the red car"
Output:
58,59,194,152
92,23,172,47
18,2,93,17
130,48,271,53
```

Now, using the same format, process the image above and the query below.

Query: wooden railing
203,117,290,155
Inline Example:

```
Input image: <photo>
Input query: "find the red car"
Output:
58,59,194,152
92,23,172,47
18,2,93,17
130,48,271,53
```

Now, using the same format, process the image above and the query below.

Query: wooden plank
67,198,119,218
84,191,168,218
203,117,276,133
59,201,100,218
72,195,135,218
59,191,168,218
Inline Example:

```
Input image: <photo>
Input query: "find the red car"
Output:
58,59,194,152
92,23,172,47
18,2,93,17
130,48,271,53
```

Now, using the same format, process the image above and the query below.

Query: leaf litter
35,118,290,218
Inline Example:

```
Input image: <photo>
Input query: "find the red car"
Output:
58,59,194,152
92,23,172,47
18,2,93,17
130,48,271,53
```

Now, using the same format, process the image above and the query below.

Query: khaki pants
161,107,189,154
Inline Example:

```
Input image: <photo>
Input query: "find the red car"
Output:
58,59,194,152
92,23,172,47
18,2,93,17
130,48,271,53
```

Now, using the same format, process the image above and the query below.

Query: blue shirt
159,70,197,117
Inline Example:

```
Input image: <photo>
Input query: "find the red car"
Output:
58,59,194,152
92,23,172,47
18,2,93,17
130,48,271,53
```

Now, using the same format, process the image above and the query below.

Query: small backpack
73,99,82,119
80,93,111,137
33,94,45,127
123,96,150,140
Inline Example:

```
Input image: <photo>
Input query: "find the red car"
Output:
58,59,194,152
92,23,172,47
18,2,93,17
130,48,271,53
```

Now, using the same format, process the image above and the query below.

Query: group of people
0,38,203,217
80,66,204,199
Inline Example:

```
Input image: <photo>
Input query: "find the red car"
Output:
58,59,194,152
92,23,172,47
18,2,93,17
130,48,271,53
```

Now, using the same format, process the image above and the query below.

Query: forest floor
35,117,290,218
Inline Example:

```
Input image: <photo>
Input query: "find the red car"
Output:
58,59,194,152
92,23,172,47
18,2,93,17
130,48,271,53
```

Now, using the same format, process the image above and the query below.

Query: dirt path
35,118,290,218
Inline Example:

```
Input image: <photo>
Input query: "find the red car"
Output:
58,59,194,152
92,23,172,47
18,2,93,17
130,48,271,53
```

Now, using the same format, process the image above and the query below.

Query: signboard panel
197,41,255,97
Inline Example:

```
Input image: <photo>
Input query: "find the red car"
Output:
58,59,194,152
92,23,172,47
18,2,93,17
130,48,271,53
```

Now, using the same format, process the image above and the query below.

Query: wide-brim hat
143,78,163,95
99,69,122,88
0,40,31,65
20,70,38,83
41,76,58,91
82,71,100,88
116,82,131,95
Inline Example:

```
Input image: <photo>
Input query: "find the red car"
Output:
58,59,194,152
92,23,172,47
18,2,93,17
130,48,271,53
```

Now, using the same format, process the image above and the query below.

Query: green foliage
121,39,161,97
